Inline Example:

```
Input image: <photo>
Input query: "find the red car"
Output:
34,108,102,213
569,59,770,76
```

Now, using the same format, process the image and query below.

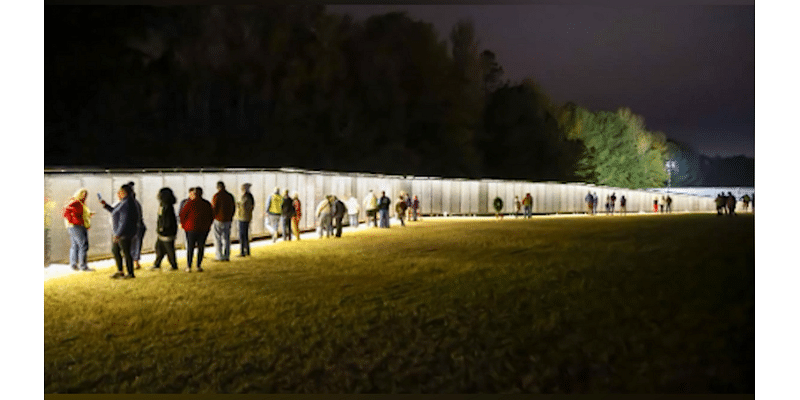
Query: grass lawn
44,213,754,393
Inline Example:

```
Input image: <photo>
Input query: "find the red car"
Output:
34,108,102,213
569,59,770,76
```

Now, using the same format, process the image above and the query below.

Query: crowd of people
715,192,754,216
62,183,424,279
584,191,628,215
62,183,753,278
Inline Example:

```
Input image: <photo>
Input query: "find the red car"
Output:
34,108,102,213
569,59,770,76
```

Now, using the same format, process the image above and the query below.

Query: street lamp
665,159,678,194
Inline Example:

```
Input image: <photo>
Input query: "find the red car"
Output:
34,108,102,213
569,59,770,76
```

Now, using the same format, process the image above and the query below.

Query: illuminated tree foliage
558,104,669,188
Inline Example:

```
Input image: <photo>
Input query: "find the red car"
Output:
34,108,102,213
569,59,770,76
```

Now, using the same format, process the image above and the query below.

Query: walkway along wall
44,168,722,266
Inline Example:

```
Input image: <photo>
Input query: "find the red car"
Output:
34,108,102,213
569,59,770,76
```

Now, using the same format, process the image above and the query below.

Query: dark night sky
328,4,755,158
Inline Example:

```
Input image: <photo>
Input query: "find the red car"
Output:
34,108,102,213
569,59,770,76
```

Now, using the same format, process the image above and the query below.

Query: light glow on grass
45,214,754,393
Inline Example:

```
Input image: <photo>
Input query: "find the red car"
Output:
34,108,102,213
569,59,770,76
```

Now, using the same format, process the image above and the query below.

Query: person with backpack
281,190,295,241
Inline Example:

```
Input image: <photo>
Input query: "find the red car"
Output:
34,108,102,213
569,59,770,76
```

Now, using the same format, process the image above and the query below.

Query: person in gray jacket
99,184,140,279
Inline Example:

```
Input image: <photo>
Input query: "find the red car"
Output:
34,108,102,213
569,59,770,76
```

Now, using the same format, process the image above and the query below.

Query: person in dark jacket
126,182,146,270
151,187,178,270
212,181,236,261
395,195,408,226
281,190,295,241
726,192,737,216
100,184,140,279
179,187,214,272
378,191,391,228
331,195,348,237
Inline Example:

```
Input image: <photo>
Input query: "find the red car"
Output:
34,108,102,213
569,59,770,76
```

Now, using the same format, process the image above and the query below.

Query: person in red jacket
179,187,214,272
63,188,95,272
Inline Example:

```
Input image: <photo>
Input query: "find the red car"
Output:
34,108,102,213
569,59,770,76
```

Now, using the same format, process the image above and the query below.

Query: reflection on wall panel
45,169,720,265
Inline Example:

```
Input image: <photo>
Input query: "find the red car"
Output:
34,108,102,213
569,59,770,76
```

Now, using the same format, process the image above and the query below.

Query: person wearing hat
235,183,255,257
265,187,283,243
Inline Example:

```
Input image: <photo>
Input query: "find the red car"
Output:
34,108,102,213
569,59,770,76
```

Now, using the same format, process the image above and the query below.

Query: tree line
45,5,752,188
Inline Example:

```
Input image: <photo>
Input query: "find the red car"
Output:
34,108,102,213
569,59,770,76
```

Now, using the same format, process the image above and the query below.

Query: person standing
363,190,379,227
585,191,594,215
404,192,413,221
411,195,420,221
593,193,599,215
332,195,348,237
291,191,302,240
653,197,659,213
151,187,178,270
346,194,360,228
523,193,533,218
281,190,295,241
100,184,139,279
266,187,283,242
666,195,673,213
395,195,408,227
741,194,751,212
63,188,95,272
610,192,617,215
316,195,333,238
715,193,725,216
378,191,391,228
179,187,214,272
513,196,522,218
126,182,146,270
620,195,627,215
493,196,504,220
235,183,255,257
212,181,236,261
726,192,737,216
